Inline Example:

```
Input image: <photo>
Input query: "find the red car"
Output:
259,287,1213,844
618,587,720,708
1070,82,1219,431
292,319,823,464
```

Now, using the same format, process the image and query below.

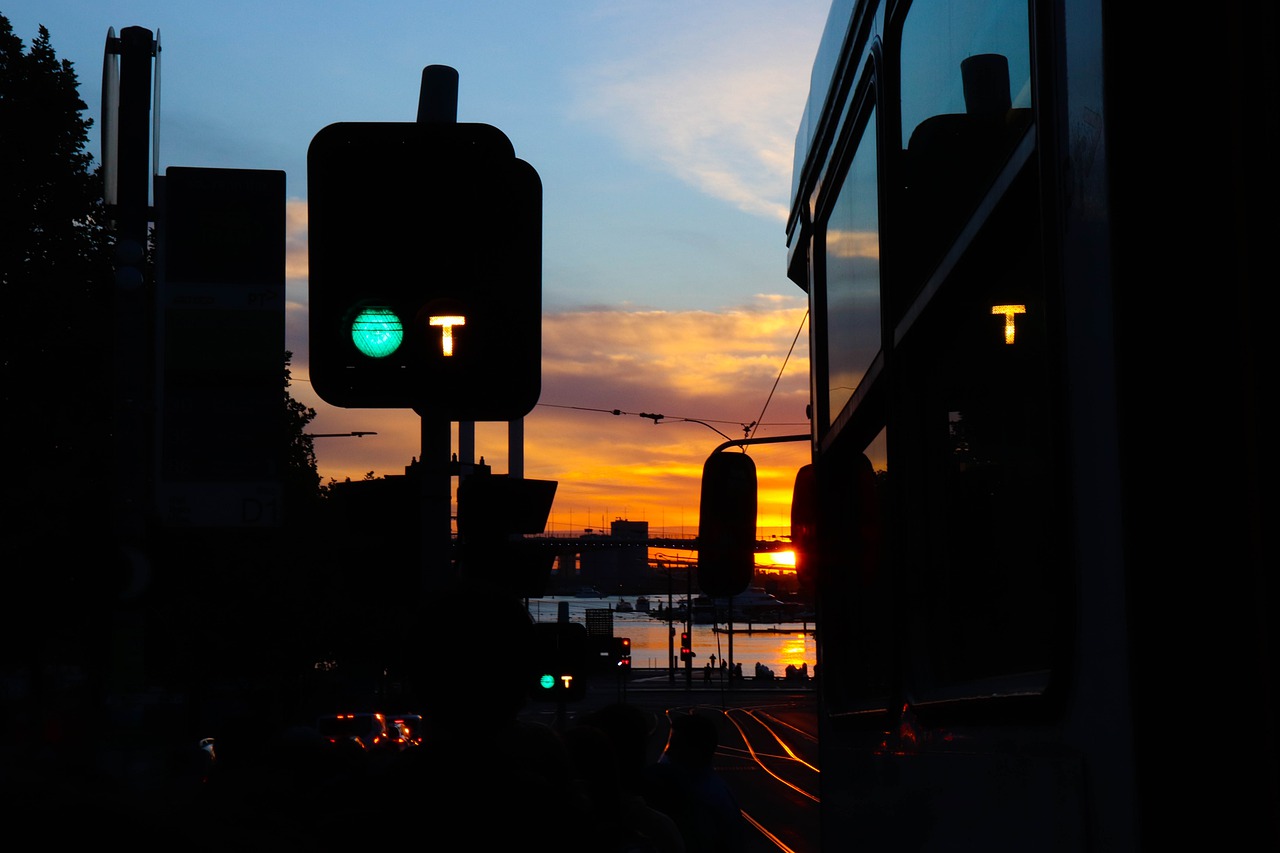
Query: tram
706,1,1273,849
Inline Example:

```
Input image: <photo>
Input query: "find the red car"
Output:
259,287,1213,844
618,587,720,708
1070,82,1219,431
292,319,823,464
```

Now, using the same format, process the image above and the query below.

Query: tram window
822,107,880,427
898,0,1032,298
898,168,1056,700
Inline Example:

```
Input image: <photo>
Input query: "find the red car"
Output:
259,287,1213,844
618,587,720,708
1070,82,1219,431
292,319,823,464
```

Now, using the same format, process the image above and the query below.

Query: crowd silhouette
3,576,755,851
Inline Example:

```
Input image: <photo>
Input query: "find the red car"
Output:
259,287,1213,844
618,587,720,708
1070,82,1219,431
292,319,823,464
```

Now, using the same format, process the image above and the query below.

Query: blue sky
6,1,830,535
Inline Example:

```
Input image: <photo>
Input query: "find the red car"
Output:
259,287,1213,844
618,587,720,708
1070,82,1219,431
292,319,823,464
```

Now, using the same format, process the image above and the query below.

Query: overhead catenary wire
539,307,811,441
297,308,812,441
537,403,806,436
749,308,808,441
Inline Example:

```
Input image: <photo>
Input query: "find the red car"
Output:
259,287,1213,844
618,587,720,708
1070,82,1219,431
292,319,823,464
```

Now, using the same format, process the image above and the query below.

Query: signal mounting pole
417,65,460,596
307,65,544,597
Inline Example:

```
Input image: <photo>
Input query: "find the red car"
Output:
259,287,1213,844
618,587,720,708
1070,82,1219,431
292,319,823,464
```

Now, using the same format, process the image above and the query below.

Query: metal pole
420,417,452,594
416,65,460,595
686,557,693,689
418,65,458,124
728,594,734,684
668,567,674,683
509,418,524,478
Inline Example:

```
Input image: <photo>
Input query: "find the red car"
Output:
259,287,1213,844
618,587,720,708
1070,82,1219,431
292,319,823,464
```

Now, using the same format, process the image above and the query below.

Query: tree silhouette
283,349,321,513
0,17,116,667
1,16,113,497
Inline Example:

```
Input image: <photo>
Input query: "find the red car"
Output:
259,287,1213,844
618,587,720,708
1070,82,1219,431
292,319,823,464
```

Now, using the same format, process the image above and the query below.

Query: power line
291,305,812,439
536,403,805,432
750,308,808,440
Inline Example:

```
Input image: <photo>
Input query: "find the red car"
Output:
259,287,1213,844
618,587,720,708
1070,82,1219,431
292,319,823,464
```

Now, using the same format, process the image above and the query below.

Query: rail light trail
741,810,802,853
744,709,820,772
723,709,820,803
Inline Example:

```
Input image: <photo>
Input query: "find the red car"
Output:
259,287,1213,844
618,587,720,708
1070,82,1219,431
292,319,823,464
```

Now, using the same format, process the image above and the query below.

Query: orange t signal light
429,314,466,355
992,304,1026,344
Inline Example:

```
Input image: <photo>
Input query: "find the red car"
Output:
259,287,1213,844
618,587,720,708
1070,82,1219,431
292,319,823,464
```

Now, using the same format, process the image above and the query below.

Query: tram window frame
812,66,883,440
882,0,1064,713
894,0,1035,315
820,105,881,432
893,155,1061,711
809,56,898,718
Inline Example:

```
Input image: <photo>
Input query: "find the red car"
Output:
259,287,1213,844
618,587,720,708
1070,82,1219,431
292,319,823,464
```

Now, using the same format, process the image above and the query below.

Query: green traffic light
539,674,556,690
350,306,404,358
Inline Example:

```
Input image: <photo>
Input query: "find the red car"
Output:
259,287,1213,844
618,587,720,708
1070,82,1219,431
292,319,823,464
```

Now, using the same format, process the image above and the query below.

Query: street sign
155,167,285,527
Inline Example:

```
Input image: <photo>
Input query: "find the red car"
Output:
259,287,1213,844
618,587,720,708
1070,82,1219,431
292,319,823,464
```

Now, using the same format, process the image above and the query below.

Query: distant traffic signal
617,636,632,670
529,622,589,702
307,121,541,419
680,631,693,662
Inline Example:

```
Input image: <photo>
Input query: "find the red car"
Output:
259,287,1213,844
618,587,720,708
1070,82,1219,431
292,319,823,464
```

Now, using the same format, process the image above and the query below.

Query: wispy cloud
571,3,828,221
542,304,810,422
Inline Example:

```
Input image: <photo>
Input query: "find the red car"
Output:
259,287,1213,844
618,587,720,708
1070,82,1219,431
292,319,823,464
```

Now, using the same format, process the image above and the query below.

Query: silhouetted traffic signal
455,474,558,596
307,121,541,419
680,631,692,662
697,451,758,597
617,636,632,670
790,463,817,595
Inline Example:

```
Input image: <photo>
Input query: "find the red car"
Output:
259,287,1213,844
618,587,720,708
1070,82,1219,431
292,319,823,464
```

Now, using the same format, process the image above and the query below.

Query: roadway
522,670,821,853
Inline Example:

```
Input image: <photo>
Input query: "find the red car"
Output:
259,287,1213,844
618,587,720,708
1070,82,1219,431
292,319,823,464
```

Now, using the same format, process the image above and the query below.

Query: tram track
659,700,820,853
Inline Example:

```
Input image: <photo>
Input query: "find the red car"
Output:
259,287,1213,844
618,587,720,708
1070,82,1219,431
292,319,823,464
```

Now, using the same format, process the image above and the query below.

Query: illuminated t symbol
559,674,574,690
991,304,1026,344
429,315,466,356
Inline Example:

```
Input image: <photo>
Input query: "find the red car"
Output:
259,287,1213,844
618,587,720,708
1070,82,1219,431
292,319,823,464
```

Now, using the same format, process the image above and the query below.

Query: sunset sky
7,0,829,537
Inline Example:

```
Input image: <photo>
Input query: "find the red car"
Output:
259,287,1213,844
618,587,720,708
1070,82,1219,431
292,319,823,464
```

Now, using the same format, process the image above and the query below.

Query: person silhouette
642,713,746,853
564,714,685,853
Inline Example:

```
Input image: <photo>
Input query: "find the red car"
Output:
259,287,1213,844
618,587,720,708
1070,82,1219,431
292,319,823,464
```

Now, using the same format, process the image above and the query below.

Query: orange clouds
285,199,308,280
297,301,812,538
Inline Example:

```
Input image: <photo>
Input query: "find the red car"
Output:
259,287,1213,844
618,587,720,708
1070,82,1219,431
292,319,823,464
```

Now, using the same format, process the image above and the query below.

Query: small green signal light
539,674,556,690
350,306,404,358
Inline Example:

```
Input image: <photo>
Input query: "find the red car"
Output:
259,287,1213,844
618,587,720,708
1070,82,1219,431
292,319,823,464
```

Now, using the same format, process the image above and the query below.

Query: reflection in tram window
899,0,1032,295
823,108,880,426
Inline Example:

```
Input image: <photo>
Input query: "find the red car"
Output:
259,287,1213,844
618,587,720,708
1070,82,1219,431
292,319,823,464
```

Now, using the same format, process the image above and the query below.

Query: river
524,594,816,677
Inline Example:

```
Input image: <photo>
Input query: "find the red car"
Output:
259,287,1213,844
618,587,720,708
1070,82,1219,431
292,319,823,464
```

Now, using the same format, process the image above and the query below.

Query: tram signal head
529,622,588,702
697,451,757,597
307,121,542,418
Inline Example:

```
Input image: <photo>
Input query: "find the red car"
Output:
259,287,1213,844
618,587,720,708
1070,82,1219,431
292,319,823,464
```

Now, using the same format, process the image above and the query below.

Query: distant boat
574,586,603,598
616,598,634,613
635,596,650,612
690,588,807,623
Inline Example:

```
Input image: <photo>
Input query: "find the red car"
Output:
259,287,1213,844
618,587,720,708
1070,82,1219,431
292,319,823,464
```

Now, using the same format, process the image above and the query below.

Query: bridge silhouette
520,535,790,553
